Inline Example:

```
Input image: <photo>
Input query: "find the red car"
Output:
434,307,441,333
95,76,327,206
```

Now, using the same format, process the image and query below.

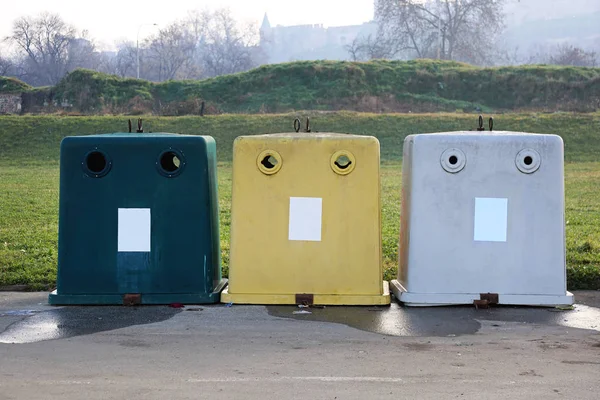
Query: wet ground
1,292,600,399
1,292,599,343
0,306,183,344
267,301,600,337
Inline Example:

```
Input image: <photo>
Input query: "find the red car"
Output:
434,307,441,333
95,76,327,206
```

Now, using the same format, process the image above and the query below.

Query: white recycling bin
390,131,574,307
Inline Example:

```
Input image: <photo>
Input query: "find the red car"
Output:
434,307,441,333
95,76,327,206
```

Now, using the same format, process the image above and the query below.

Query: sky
1,0,375,51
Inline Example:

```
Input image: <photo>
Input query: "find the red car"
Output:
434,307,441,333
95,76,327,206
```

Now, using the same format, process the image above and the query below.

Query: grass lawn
1,161,599,290
0,112,599,290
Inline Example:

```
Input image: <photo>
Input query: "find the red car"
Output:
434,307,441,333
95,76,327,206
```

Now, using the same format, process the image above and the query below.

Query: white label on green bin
288,197,322,241
118,208,151,252
474,198,508,242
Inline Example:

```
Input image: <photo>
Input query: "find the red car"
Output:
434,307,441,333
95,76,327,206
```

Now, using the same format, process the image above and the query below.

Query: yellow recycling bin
221,133,390,305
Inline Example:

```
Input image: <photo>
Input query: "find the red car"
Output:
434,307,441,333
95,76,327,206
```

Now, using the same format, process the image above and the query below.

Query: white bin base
390,280,574,307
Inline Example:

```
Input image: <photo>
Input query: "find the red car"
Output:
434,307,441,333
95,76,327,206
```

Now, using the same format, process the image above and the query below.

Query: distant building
259,13,377,63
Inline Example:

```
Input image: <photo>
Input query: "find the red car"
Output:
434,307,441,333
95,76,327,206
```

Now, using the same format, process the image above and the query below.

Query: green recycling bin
49,133,226,305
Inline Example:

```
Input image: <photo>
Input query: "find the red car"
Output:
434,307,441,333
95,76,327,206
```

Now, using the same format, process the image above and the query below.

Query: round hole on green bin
334,155,352,170
160,151,181,173
86,151,107,174
261,155,278,169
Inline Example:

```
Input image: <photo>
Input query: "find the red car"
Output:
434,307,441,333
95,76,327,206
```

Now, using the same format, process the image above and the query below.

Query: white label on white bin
474,198,508,242
288,197,322,241
118,208,151,252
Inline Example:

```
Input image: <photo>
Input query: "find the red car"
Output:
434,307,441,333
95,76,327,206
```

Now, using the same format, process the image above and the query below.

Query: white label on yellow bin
288,197,322,241
118,208,151,252
474,198,508,242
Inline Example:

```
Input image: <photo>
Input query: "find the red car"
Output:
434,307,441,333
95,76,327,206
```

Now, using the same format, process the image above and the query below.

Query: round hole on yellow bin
331,151,356,175
257,150,282,175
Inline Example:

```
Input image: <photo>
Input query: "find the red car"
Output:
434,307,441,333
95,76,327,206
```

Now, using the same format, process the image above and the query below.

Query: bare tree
0,54,14,76
7,13,98,85
0,53,29,81
521,42,598,67
117,43,139,78
375,0,506,65
97,41,137,77
128,9,259,81
346,33,400,61
495,44,526,65
68,32,100,70
4,9,262,84
200,8,260,77
186,10,208,42
346,37,365,61
549,43,597,67
147,22,197,81
181,10,211,78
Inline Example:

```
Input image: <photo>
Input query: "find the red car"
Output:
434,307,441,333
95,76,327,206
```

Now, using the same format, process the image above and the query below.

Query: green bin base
48,279,227,305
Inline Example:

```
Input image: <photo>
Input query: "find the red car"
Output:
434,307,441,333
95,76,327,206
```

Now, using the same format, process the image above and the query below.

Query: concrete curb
0,285,29,292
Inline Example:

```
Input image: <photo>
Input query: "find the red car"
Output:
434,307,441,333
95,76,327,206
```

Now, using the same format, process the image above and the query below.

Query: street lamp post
136,23,158,79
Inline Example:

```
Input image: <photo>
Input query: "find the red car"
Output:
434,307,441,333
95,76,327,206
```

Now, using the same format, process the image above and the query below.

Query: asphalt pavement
1,291,599,399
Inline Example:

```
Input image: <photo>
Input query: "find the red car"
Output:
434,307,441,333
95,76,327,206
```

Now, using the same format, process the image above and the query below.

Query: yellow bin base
221,281,390,305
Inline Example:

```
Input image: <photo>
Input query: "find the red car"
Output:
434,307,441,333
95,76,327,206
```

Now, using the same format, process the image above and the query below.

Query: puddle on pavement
0,306,181,344
267,302,600,337
0,310,41,317
2,300,599,343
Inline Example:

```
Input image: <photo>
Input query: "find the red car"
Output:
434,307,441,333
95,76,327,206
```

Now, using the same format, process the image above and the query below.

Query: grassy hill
0,112,599,290
0,76,31,94
3,59,600,115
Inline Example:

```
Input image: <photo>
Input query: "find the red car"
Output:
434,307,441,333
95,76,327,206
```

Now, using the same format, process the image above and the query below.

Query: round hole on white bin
440,149,466,173
516,149,541,174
